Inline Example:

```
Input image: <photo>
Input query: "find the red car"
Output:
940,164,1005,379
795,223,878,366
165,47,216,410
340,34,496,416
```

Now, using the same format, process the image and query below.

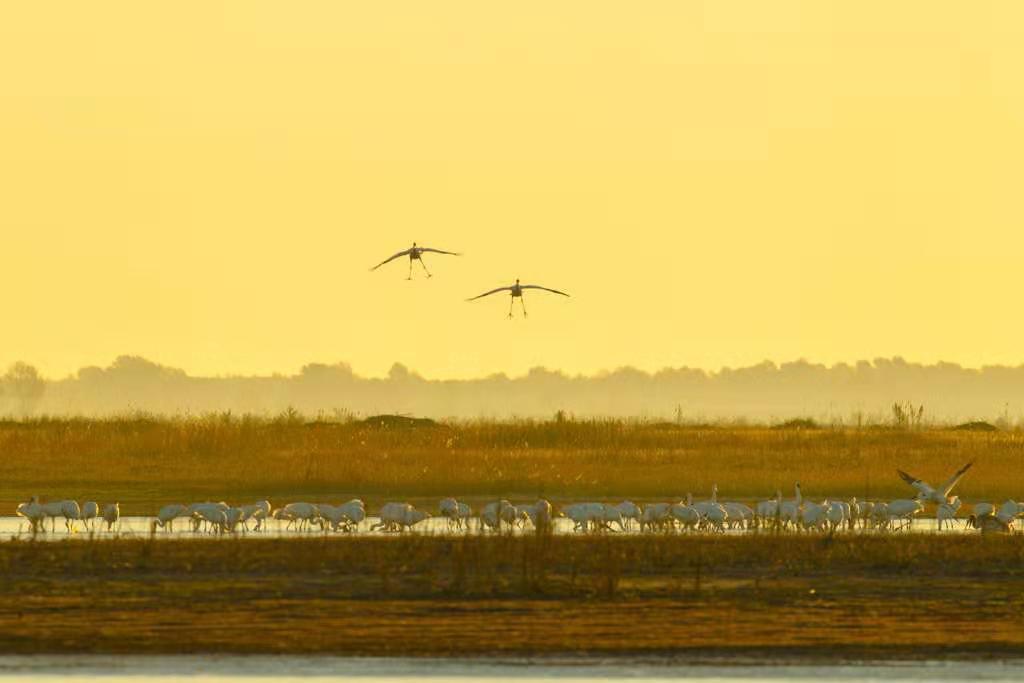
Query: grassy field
1,533,1022,658
2,416,1023,514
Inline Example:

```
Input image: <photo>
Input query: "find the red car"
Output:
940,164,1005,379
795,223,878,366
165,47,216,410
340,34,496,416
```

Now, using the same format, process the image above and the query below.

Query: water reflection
0,515,984,542
0,656,1022,682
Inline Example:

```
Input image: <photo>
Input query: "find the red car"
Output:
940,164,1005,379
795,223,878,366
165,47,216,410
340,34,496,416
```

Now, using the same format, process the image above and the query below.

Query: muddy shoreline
1,535,1022,658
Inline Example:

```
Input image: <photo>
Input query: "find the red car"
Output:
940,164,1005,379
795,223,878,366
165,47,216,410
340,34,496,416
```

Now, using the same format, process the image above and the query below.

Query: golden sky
2,2,1022,380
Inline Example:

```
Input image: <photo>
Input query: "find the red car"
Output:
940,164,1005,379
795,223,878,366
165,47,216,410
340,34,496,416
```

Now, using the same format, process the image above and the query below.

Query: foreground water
0,515,984,541
0,656,1022,682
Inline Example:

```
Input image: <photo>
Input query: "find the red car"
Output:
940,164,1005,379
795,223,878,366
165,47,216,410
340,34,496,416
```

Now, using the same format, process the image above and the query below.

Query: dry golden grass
2,415,1023,514
1,533,1022,657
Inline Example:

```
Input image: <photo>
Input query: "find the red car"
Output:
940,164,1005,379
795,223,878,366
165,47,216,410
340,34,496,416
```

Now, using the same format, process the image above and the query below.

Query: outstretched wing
370,249,411,271
418,247,461,256
897,469,933,497
521,284,570,297
938,461,973,497
467,286,512,301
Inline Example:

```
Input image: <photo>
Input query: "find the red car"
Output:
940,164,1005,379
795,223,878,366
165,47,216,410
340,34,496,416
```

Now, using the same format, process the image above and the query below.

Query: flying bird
897,461,973,505
371,242,460,279
467,278,569,318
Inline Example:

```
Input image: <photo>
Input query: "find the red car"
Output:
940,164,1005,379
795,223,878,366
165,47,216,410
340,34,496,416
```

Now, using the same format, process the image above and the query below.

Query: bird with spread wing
370,242,460,279
897,461,974,505
467,278,569,318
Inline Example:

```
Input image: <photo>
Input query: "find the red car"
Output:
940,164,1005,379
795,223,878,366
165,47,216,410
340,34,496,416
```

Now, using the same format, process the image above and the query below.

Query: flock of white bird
12,463,1023,537
14,498,122,533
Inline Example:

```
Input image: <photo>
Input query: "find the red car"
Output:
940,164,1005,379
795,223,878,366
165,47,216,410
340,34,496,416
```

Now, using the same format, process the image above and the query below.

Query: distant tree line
0,362,45,416
4,355,1024,424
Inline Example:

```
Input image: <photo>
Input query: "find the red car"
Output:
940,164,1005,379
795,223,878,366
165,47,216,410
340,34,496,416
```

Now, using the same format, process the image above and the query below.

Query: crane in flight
467,279,569,318
370,242,460,279
897,461,973,505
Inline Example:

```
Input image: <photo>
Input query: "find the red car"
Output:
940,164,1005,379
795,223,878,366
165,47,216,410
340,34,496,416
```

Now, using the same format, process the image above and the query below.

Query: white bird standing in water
16,497,46,534
102,503,120,532
936,496,962,531
80,501,99,532
467,279,570,318
370,242,460,279
897,462,973,505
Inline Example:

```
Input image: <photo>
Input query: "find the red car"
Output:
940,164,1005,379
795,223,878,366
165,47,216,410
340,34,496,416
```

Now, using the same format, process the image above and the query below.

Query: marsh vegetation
2,416,1022,514
0,534,1021,657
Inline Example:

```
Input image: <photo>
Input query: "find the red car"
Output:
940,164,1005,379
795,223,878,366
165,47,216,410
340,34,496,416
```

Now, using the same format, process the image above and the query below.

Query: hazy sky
2,2,1022,380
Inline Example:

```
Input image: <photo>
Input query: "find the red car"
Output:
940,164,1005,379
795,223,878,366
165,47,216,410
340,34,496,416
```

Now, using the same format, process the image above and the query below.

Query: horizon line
11,353,1024,383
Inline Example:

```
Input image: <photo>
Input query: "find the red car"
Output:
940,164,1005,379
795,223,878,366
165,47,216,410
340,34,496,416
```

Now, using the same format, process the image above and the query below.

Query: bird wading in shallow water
370,242,461,279
466,279,569,318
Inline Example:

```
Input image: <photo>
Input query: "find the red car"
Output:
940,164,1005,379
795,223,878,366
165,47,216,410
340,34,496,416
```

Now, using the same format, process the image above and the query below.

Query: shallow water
0,515,982,541
0,656,1022,681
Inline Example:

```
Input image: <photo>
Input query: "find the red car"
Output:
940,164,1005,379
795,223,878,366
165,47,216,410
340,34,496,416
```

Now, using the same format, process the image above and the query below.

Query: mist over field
3,355,1024,424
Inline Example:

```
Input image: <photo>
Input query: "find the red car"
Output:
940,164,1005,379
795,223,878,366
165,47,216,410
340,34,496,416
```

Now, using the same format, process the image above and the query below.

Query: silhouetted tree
2,362,45,416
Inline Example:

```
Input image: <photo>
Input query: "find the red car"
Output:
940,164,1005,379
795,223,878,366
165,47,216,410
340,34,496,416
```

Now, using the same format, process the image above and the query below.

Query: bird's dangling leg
520,296,528,318
419,258,432,278
407,258,413,280
508,295,515,319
